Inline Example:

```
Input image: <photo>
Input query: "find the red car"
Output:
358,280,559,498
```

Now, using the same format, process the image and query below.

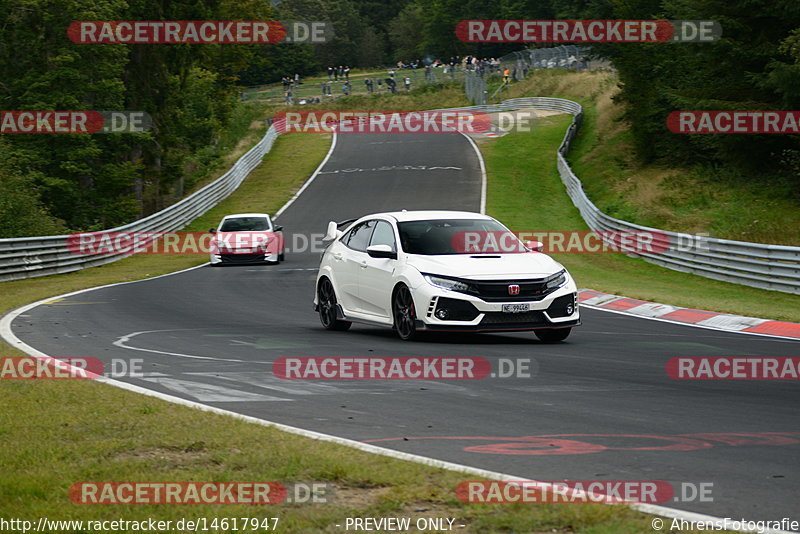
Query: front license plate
502,303,530,313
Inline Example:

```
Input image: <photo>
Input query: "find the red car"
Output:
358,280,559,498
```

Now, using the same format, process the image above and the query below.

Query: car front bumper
210,253,279,265
412,282,580,332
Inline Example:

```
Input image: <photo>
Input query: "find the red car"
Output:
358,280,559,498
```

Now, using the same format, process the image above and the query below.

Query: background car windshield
397,219,522,255
220,217,270,232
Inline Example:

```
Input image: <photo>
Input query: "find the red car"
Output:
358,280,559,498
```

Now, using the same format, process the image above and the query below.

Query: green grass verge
482,114,800,323
0,379,672,533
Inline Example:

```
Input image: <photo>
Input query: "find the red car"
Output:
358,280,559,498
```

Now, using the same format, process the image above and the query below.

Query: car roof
380,210,491,223
221,213,271,220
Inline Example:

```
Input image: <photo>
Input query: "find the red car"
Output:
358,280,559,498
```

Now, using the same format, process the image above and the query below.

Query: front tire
393,284,418,341
318,278,351,331
535,327,571,343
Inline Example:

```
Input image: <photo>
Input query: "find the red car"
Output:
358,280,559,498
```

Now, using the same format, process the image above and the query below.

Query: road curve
8,130,800,524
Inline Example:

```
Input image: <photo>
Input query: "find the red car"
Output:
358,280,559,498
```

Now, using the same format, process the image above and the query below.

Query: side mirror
323,221,342,241
209,228,217,234
525,240,544,252
273,225,283,232
367,244,397,259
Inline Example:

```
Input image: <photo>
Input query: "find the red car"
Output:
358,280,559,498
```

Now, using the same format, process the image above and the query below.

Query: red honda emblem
508,284,520,295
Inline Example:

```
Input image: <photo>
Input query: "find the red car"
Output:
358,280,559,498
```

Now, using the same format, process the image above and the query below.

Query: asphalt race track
10,131,800,524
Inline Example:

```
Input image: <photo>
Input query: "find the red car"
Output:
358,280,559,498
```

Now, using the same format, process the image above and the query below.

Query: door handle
359,261,368,268
332,252,342,261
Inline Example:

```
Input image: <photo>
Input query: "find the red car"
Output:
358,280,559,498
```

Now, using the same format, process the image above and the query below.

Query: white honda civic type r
313,210,580,341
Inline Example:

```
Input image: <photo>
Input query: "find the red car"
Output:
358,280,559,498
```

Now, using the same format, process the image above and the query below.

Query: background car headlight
424,274,472,292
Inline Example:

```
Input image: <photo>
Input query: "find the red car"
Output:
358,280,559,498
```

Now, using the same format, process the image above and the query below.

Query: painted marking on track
317,165,462,175
46,301,109,305
188,372,344,396
364,432,800,456
113,330,273,364
139,376,291,402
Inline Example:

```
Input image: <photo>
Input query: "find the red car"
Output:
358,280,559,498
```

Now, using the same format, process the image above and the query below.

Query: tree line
1,0,798,237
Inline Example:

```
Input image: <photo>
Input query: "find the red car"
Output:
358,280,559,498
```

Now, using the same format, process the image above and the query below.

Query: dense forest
1,0,799,237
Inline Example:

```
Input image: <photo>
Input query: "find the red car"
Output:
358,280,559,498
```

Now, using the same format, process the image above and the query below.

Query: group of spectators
392,56,502,76
280,55,514,104
327,66,351,81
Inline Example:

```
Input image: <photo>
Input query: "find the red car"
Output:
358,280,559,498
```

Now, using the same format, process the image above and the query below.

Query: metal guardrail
0,127,279,282
3,96,799,294
537,97,800,295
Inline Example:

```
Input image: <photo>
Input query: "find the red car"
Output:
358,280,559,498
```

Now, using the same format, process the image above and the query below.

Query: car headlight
545,270,567,290
424,274,472,292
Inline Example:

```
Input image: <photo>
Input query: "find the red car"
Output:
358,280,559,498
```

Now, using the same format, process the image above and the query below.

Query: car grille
480,310,547,326
468,279,556,302
220,253,267,264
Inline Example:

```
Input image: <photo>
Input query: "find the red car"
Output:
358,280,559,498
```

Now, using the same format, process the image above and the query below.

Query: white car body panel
314,210,580,336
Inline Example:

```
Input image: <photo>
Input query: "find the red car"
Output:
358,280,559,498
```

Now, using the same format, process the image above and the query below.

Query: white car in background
209,213,284,265
313,210,580,341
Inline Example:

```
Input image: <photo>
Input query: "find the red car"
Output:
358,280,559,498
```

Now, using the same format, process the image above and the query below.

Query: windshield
397,219,525,255
220,217,271,232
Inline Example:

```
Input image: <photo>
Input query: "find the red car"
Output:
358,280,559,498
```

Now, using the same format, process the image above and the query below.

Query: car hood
407,253,563,279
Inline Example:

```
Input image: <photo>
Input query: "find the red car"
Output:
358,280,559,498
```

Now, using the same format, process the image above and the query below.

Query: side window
344,220,376,252
369,221,396,251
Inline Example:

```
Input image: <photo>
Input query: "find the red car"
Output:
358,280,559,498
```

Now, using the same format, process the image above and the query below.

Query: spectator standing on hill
327,66,333,80
364,78,374,93
344,66,350,81
404,77,411,91
342,82,350,95
385,78,396,94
